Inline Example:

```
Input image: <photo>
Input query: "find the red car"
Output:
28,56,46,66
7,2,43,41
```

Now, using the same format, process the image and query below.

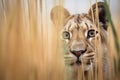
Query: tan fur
51,2,110,80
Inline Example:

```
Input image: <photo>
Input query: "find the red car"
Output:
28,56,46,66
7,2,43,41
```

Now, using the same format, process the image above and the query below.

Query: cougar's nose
71,49,86,58
70,40,87,57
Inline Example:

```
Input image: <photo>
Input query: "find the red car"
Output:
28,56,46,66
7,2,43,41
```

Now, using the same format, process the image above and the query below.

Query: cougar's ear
88,2,108,30
50,5,70,25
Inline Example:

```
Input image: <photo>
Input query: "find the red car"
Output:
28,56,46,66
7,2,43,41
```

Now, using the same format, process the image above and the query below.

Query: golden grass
0,0,119,80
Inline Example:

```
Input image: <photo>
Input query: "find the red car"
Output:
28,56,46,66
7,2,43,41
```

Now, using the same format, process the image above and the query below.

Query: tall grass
104,0,120,79
0,0,119,80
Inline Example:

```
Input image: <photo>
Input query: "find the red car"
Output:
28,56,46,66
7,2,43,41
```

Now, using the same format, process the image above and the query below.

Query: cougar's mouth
76,59,81,65
70,58,81,66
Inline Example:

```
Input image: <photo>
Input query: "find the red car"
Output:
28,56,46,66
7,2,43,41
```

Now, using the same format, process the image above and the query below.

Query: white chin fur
84,65,91,71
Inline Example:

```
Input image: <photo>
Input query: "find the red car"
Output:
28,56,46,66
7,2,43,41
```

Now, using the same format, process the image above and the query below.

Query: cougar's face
62,14,99,67
51,2,108,71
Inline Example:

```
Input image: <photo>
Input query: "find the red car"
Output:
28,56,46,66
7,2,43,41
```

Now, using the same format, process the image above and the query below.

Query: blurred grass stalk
104,0,120,54
104,0,120,73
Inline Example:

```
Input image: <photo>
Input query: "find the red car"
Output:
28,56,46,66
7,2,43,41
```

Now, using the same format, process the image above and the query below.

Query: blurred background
0,0,119,80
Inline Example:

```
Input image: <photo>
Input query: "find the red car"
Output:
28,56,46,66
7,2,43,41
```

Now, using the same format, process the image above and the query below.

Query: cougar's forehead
63,14,94,31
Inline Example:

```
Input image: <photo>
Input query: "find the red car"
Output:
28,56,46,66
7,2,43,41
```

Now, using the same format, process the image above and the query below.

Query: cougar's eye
87,29,98,38
62,31,70,39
